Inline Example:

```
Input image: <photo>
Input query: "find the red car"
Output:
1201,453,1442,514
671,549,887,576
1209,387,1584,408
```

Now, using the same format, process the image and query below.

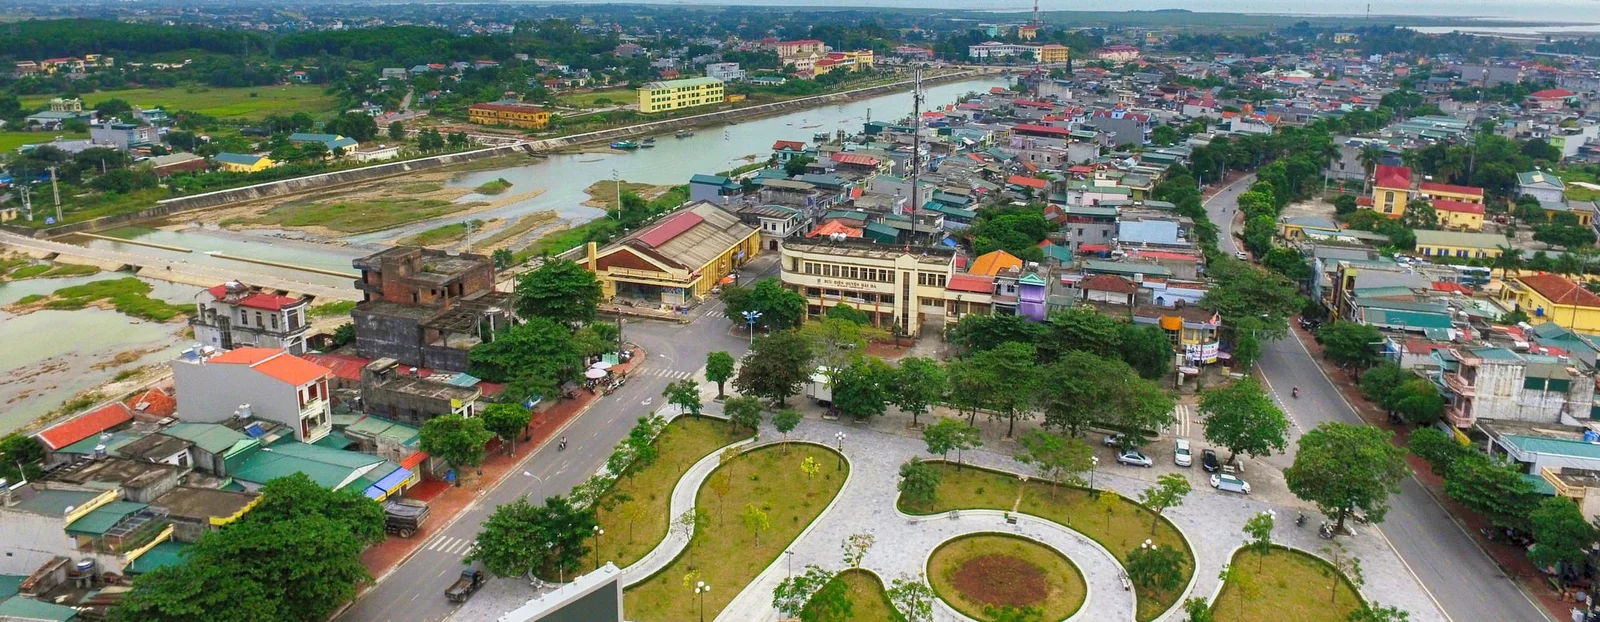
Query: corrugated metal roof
66,501,147,536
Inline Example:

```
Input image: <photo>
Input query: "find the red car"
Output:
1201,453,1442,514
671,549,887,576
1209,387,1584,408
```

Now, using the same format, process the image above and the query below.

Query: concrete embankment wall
13,68,997,240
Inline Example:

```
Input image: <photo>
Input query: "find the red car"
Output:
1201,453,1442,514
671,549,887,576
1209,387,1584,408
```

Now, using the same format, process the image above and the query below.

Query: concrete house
172,347,334,444
351,247,515,372
191,281,311,354
1437,346,1598,428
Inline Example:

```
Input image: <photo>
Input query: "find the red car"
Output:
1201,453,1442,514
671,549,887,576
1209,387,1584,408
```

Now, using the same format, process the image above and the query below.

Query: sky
548,0,1600,24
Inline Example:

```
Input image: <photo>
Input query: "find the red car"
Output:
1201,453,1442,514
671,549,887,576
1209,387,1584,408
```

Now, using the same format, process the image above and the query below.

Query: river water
1,75,1008,437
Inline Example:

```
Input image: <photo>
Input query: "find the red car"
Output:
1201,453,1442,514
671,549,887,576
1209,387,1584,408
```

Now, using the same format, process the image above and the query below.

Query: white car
1173,439,1192,467
1210,473,1252,494
1104,433,1126,447
1117,450,1153,468
1235,251,1249,260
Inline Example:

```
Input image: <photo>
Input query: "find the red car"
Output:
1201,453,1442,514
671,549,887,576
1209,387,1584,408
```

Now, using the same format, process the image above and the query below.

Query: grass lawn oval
927,533,1086,622
802,568,903,622
623,442,848,621
1211,546,1363,622
898,462,1194,621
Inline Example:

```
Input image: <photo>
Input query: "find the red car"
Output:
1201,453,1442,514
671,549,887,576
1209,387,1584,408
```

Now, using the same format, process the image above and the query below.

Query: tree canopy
513,259,602,325
1285,423,1408,531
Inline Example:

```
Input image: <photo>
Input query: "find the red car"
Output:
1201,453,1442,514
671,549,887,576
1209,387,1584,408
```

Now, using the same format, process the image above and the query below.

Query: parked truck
804,366,833,406
383,498,430,538
445,568,485,603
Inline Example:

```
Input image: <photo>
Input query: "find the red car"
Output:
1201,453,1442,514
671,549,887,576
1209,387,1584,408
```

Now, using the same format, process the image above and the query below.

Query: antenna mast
1033,0,1040,28
910,68,923,225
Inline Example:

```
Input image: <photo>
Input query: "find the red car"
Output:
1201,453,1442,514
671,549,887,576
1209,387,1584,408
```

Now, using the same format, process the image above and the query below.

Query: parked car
445,567,485,603
1117,450,1153,468
1210,473,1252,494
1103,433,1125,447
1299,317,1322,331
1235,251,1249,260
1173,439,1192,467
1201,448,1220,472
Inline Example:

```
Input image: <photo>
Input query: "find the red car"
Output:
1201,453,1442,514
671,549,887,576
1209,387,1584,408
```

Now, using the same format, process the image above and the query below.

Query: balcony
1441,373,1476,397
1445,402,1473,428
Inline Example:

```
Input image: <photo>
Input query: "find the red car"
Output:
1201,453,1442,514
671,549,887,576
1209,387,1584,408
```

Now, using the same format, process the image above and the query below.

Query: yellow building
213,153,274,173
1018,25,1038,40
1500,274,1600,335
637,77,725,114
811,51,875,76
1545,202,1595,227
1035,44,1070,64
584,201,759,307
467,103,550,129
1412,230,1507,260
1366,164,1413,218
1432,200,1486,232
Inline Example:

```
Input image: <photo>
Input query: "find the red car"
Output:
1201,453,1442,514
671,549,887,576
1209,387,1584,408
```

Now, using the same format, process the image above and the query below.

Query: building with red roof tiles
1080,273,1137,306
36,402,134,451
124,389,177,420
1528,88,1576,110
585,201,761,307
193,281,312,355
1367,165,1413,218
1007,175,1049,191
173,347,334,443
772,140,807,162
830,151,883,173
1502,273,1600,335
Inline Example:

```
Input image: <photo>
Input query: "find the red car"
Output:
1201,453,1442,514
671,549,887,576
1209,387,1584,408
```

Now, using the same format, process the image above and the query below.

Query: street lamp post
592,525,605,570
834,431,846,471
1089,456,1099,495
784,550,795,579
742,310,762,345
694,581,711,622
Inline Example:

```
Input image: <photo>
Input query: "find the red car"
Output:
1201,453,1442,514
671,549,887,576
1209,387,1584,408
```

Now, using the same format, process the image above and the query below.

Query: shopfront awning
365,467,416,501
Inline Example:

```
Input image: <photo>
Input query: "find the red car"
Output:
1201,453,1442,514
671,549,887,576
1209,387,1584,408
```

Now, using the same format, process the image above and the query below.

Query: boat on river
675,130,694,138
610,140,639,150
640,137,656,148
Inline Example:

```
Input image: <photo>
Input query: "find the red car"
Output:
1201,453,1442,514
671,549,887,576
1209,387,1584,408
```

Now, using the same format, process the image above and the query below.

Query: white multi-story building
173,347,333,443
190,281,311,354
705,62,745,82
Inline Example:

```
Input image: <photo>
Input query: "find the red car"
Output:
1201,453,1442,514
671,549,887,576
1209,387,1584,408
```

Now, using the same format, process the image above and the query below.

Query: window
238,310,248,326
255,312,264,327
271,314,279,330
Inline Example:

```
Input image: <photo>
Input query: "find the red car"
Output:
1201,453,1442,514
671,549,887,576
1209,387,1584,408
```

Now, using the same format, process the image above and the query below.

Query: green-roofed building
55,431,142,461
0,575,24,601
125,541,190,575
231,441,388,491
0,596,79,621
1082,259,1172,278
161,422,258,478
65,501,148,537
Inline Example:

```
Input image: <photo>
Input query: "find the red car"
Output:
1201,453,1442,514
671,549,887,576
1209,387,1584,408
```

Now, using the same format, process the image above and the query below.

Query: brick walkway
1290,325,1572,619
355,349,644,586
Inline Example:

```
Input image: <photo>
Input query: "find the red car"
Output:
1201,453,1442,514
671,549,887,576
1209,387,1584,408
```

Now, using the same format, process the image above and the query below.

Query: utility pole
612,169,620,220
18,185,31,222
49,167,61,224
910,68,923,224
462,219,475,253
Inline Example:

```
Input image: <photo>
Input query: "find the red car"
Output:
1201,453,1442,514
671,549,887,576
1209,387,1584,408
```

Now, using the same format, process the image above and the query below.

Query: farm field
20,85,339,120
0,131,89,152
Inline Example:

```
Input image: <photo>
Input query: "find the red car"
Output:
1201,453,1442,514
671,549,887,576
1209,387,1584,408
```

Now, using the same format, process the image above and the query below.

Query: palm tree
1357,146,1384,195
1493,246,1524,283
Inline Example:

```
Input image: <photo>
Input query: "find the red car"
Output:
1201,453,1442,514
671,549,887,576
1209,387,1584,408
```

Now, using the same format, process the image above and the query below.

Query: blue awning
364,467,414,500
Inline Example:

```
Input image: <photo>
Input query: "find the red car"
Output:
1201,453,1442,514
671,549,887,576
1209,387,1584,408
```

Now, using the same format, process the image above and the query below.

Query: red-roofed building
36,402,133,451
1367,165,1412,218
586,201,761,307
1080,273,1137,306
772,140,807,163
1529,88,1576,110
1432,199,1487,231
1007,175,1049,191
1012,123,1072,138
193,281,312,355
1502,273,1600,334
173,347,334,443
806,220,864,239
124,389,177,420
830,151,883,173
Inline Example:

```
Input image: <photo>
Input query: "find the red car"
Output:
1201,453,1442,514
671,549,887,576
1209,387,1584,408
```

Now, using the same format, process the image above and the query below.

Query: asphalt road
339,258,774,622
1207,175,1550,622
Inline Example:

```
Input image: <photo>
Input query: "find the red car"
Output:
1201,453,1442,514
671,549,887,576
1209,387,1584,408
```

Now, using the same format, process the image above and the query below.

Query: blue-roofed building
689,174,741,205
288,132,360,152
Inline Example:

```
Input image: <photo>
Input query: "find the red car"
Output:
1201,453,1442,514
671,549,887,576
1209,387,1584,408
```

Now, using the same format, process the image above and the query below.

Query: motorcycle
1318,522,1336,539
1292,387,1300,399
1296,513,1307,528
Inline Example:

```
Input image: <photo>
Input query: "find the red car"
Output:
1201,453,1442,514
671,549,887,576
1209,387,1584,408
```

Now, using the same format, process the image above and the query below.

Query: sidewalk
1290,325,1570,619
356,348,645,584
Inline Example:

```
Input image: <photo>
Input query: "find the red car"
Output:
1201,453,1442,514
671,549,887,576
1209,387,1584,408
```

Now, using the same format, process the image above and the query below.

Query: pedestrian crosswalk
1167,404,1193,438
638,367,695,380
426,535,476,557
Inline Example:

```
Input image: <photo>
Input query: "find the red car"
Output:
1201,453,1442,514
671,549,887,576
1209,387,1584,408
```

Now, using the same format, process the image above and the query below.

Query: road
1207,176,1550,622
339,256,777,622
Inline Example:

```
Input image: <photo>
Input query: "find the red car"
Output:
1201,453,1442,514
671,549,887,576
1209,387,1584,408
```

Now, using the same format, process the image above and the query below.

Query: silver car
1117,450,1153,468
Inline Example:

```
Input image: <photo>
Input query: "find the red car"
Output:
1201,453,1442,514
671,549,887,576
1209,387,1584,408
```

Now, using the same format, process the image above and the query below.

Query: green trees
706,351,735,399
467,494,597,579
772,564,835,618
783,155,816,177
1242,510,1276,569
1318,322,1385,371
733,330,814,406
1285,423,1408,532
1139,473,1193,534
419,414,493,484
1014,430,1093,499
1126,542,1187,592
513,259,602,326
1262,248,1313,284
1202,258,1303,341
1118,323,1177,381
481,402,532,454
741,503,771,547
773,409,802,444
967,342,1042,438
467,317,581,384
0,433,44,483
663,379,703,419
722,278,807,331
831,357,893,421
887,574,936,622
1357,363,1443,424
890,357,946,427
922,417,983,468
110,473,382,622
1199,378,1289,464
824,303,872,325
1408,427,1473,478
1348,605,1412,622
388,120,406,142
723,396,764,434
1528,497,1596,571
1443,453,1539,531
898,457,943,509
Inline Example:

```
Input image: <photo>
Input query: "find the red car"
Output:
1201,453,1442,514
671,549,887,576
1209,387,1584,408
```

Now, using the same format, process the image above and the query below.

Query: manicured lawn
589,417,751,572
1211,547,1363,622
901,464,1193,622
928,533,1085,622
805,568,902,622
556,88,634,108
0,131,88,152
624,443,848,621
226,198,481,234
20,85,339,120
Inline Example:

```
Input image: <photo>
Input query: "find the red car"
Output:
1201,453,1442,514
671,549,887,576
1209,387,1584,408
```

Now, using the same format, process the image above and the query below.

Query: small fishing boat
675,129,695,138
640,137,656,148
610,140,639,150
813,132,831,141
